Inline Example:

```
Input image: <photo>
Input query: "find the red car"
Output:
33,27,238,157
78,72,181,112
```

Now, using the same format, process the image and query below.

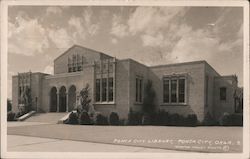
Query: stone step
17,111,36,121
25,112,68,123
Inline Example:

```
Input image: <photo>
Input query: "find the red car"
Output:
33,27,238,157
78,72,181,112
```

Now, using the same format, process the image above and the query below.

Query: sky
7,6,243,99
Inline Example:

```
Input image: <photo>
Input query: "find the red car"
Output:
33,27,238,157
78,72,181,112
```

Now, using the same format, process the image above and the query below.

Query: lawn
7,123,242,153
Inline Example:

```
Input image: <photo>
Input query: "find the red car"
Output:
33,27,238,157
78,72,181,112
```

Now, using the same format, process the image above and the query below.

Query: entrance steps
24,112,69,124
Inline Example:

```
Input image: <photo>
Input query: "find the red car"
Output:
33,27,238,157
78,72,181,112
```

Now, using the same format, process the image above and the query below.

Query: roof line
149,60,207,68
53,44,112,61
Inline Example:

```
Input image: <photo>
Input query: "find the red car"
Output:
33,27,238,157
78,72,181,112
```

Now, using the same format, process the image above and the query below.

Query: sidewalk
8,135,179,152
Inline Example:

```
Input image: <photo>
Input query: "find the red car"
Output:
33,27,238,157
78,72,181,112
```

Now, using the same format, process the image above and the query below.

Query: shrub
221,113,243,126
15,111,25,119
7,111,16,121
164,113,197,126
186,114,198,127
96,114,109,125
142,114,151,125
119,119,125,125
128,109,142,125
109,112,119,125
202,112,219,126
79,111,92,125
151,110,170,126
65,112,79,125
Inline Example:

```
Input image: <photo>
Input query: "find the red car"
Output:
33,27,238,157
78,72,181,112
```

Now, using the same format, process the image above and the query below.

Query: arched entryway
68,85,76,112
59,86,67,112
50,87,57,112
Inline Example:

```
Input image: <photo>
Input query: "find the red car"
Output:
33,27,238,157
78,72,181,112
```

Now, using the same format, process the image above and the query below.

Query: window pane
139,79,142,102
108,77,113,101
220,87,226,100
178,79,185,103
136,78,138,102
163,79,169,103
102,78,107,101
171,79,177,103
96,79,100,102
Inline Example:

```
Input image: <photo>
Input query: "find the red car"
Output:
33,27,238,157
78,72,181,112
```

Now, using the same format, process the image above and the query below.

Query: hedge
221,113,243,126
109,112,119,125
96,114,109,125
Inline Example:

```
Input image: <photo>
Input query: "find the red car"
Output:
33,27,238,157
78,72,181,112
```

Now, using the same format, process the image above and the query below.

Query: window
171,79,177,103
163,77,186,104
178,79,185,103
68,54,84,73
220,87,227,101
163,79,170,103
95,77,114,102
96,79,101,102
108,77,113,101
102,78,107,101
136,77,143,103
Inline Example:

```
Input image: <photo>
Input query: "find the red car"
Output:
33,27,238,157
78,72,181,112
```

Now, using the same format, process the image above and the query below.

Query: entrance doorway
59,86,67,112
50,87,57,112
68,85,76,112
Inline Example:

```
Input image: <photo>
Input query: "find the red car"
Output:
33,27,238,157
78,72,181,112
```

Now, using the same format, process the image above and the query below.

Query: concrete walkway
7,122,243,153
8,135,179,152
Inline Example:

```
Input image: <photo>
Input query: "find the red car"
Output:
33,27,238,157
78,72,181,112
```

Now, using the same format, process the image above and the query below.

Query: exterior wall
149,62,206,121
54,45,112,74
213,76,238,120
12,73,47,113
128,59,150,112
93,59,131,120
30,73,47,112
204,63,220,120
42,65,95,112
112,60,130,119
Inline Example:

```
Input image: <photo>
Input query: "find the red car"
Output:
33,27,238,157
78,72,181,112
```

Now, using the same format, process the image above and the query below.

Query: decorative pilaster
66,92,68,112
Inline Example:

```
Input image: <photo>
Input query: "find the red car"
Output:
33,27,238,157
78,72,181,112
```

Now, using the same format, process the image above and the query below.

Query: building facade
12,45,241,122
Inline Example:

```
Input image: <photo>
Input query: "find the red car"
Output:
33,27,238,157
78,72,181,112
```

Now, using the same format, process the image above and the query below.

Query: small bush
185,114,198,127
79,111,92,125
7,111,16,121
142,114,151,125
65,112,79,125
109,112,119,125
96,114,109,125
221,113,243,126
119,119,125,125
128,110,142,125
15,111,25,119
202,112,219,126
151,110,170,126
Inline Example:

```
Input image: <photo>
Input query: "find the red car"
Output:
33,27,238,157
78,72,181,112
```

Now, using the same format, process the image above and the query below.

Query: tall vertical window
96,79,101,102
163,79,170,103
178,79,185,103
136,77,143,103
171,79,177,103
96,77,114,102
102,78,107,101
108,77,113,101
220,87,227,101
163,77,186,104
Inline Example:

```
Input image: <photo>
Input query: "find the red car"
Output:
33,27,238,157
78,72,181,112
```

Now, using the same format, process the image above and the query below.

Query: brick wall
149,61,206,121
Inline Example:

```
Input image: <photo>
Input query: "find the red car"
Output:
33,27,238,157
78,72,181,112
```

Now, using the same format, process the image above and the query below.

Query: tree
77,84,92,113
142,80,156,114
